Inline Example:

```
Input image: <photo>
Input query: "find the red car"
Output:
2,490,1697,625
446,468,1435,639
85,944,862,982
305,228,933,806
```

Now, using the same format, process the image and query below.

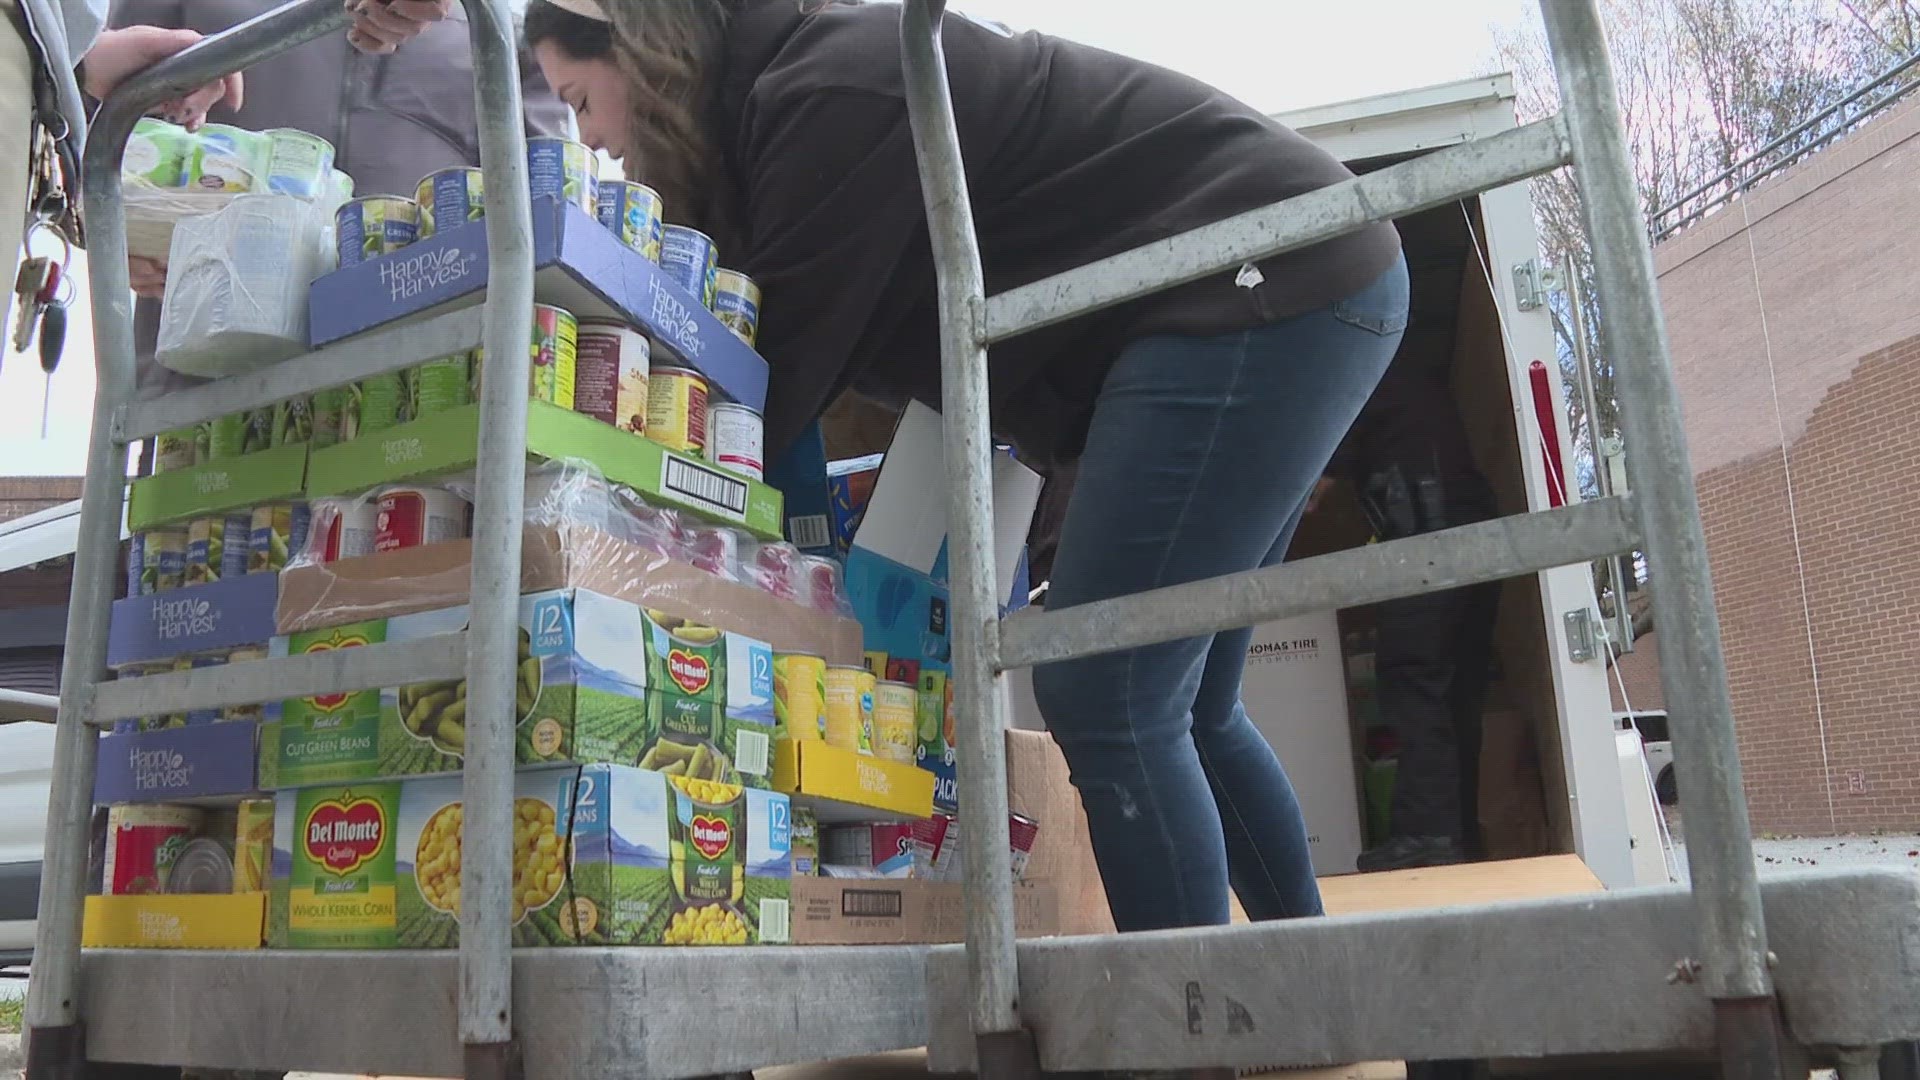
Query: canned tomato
774,652,826,742
223,646,266,723
472,303,577,409
596,180,665,262
645,366,709,456
872,679,917,763
104,804,205,895
311,386,347,448
660,225,719,306
154,427,202,472
233,798,274,894
822,664,875,754
336,196,420,267
574,321,651,433
684,525,740,581
249,502,312,573
142,526,187,593
712,269,761,346
801,555,847,615
706,402,764,480
409,353,472,417
188,124,269,193
527,136,599,218
374,485,471,553
263,128,335,199
177,654,225,725
751,541,800,602
309,497,378,563
206,411,248,461
415,166,484,239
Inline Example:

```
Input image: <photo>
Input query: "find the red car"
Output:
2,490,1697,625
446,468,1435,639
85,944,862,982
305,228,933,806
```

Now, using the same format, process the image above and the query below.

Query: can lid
165,838,236,895
827,663,870,672
876,679,915,690
654,366,709,380
776,651,825,660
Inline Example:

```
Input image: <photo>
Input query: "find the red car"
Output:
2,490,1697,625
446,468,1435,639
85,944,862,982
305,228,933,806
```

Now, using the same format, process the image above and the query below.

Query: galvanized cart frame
22,1,1920,1077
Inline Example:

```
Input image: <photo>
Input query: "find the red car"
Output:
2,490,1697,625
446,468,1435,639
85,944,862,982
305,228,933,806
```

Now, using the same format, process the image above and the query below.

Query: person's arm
744,87,927,458
344,0,448,55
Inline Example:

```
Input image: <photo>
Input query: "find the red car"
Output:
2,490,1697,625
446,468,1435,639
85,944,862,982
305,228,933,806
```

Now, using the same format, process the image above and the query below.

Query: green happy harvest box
269,588,775,788
266,763,793,948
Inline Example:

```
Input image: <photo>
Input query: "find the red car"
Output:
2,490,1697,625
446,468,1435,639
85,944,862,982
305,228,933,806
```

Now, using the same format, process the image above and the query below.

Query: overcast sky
0,0,1531,478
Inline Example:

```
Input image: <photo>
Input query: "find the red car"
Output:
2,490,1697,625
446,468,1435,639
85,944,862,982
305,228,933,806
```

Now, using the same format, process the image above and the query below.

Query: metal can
374,485,472,553
915,669,948,767
177,654,225,725
683,524,740,581
871,679,918,764
408,352,472,417
596,180,665,262
206,411,248,461
233,799,274,894
705,401,764,481
660,225,720,307
263,128,336,199
185,517,225,586
473,303,578,409
142,526,187,593
666,775,744,904
249,502,312,573
774,652,827,742
335,196,420,267
220,513,252,580
414,166,485,239
790,805,819,877
309,497,378,563
711,269,761,347
526,136,600,218
126,531,147,598
243,405,277,454
222,645,267,723
104,804,205,895
574,321,651,433
645,366,709,456
822,664,876,754
154,427,202,472
166,837,236,894
187,124,269,193
273,395,316,446
349,372,409,438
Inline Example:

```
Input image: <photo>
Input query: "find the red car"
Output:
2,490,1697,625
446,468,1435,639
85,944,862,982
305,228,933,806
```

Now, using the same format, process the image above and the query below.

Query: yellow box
83,892,267,949
774,737,934,819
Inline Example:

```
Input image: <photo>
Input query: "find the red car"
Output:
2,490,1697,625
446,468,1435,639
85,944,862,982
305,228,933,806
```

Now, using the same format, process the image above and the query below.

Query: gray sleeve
62,0,107,63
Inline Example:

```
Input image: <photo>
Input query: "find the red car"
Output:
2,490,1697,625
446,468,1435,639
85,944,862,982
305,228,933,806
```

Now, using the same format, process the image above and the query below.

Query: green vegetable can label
280,783,400,948
276,621,388,784
408,354,471,418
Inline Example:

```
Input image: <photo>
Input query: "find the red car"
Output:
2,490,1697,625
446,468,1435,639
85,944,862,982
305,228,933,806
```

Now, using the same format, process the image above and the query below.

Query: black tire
1655,765,1678,806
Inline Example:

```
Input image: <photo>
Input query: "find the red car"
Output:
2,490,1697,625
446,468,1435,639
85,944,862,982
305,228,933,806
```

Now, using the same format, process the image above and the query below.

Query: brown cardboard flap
1005,729,1114,937
275,523,863,663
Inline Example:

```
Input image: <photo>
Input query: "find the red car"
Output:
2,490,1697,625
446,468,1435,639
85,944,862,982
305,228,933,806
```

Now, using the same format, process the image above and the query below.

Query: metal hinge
1564,608,1599,663
1514,259,1548,311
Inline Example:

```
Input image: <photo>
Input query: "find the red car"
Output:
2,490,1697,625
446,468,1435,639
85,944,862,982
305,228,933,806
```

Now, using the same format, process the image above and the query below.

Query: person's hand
346,0,452,55
129,256,168,300
81,27,244,129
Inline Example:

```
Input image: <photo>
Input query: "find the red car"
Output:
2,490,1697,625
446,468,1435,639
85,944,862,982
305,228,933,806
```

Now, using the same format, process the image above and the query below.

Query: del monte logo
303,633,372,711
304,793,387,875
667,648,712,695
690,813,732,860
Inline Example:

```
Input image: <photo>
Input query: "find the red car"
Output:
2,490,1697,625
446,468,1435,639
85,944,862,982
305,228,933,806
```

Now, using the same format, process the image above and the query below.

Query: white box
1241,611,1363,875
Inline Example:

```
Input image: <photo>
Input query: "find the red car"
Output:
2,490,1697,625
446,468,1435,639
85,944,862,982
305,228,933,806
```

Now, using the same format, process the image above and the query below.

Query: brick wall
0,475,81,524
1607,630,1665,714
1656,94,1920,834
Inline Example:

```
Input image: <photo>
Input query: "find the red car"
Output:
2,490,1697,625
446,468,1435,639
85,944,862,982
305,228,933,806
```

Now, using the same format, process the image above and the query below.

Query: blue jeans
1032,257,1409,932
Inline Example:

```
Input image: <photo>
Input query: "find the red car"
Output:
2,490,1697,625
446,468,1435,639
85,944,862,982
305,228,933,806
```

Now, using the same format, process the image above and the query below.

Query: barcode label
734,729,771,778
788,514,832,550
757,898,791,943
662,457,749,520
841,889,904,918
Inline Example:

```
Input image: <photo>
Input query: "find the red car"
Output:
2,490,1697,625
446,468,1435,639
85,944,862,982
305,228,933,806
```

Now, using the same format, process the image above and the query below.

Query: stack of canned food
771,651,922,766
100,799,273,897
128,501,309,600
125,117,348,202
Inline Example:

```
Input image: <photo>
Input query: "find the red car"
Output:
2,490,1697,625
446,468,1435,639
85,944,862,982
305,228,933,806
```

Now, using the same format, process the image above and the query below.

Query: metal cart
23,1,1920,1077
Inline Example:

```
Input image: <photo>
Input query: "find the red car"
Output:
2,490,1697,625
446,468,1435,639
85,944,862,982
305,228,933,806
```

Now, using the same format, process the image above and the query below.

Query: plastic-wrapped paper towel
156,194,338,376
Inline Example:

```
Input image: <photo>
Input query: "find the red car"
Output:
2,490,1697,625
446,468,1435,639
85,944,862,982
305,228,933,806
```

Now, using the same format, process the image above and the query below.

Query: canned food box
272,589,773,786
660,225,719,307
139,526,187,594
408,353,473,418
263,128,336,199
115,661,178,731
641,689,776,789
414,167,484,239
335,196,420,268
645,366,709,456
641,606,775,708
242,406,277,455
104,804,205,895
154,426,203,472
821,823,916,877
347,372,409,439
125,118,191,188
573,321,650,433
712,268,761,347
185,513,250,586
188,124,269,193
266,764,791,948
311,387,348,448
773,652,826,742
310,497,377,563
273,395,315,446
205,412,248,461
526,137,599,219
471,304,577,410
374,485,471,553
822,664,875,754
596,180,665,262
249,502,312,574
909,811,1039,883
706,401,764,481
790,806,819,877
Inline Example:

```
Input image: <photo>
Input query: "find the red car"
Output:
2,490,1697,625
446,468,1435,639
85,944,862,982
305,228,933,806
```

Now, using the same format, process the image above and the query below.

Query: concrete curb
0,1032,21,1072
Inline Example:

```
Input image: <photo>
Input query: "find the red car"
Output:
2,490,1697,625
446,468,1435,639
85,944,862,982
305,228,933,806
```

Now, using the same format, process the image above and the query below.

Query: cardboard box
765,421,837,557
305,400,783,539
790,878,1066,944
126,442,308,531
274,523,862,662
773,738,936,820
269,587,775,788
267,763,792,948
107,571,281,669
82,892,267,949
1241,611,1365,875
1004,729,1115,937
94,721,266,803
308,198,768,413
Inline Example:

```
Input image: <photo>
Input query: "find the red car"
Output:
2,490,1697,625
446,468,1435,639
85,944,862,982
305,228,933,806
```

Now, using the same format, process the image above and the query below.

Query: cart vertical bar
1540,4,1783,1078
27,4,351,1075
898,2,1035,1073
456,0,536,1075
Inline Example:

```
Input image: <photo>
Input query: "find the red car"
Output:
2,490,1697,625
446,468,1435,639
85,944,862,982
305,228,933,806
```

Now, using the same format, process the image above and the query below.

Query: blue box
93,722,263,803
106,572,281,670
307,197,768,413
765,422,836,557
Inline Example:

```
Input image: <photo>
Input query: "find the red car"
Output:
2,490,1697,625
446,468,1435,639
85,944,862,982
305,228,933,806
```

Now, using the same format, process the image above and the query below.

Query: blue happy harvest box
94,722,263,803
106,572,280,669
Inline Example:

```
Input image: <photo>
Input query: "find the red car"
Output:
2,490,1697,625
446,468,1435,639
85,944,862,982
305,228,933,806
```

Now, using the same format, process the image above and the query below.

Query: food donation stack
88,124,1109,954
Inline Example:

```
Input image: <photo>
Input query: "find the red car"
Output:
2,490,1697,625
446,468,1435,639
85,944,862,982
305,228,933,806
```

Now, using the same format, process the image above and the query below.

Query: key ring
23,215,73,272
